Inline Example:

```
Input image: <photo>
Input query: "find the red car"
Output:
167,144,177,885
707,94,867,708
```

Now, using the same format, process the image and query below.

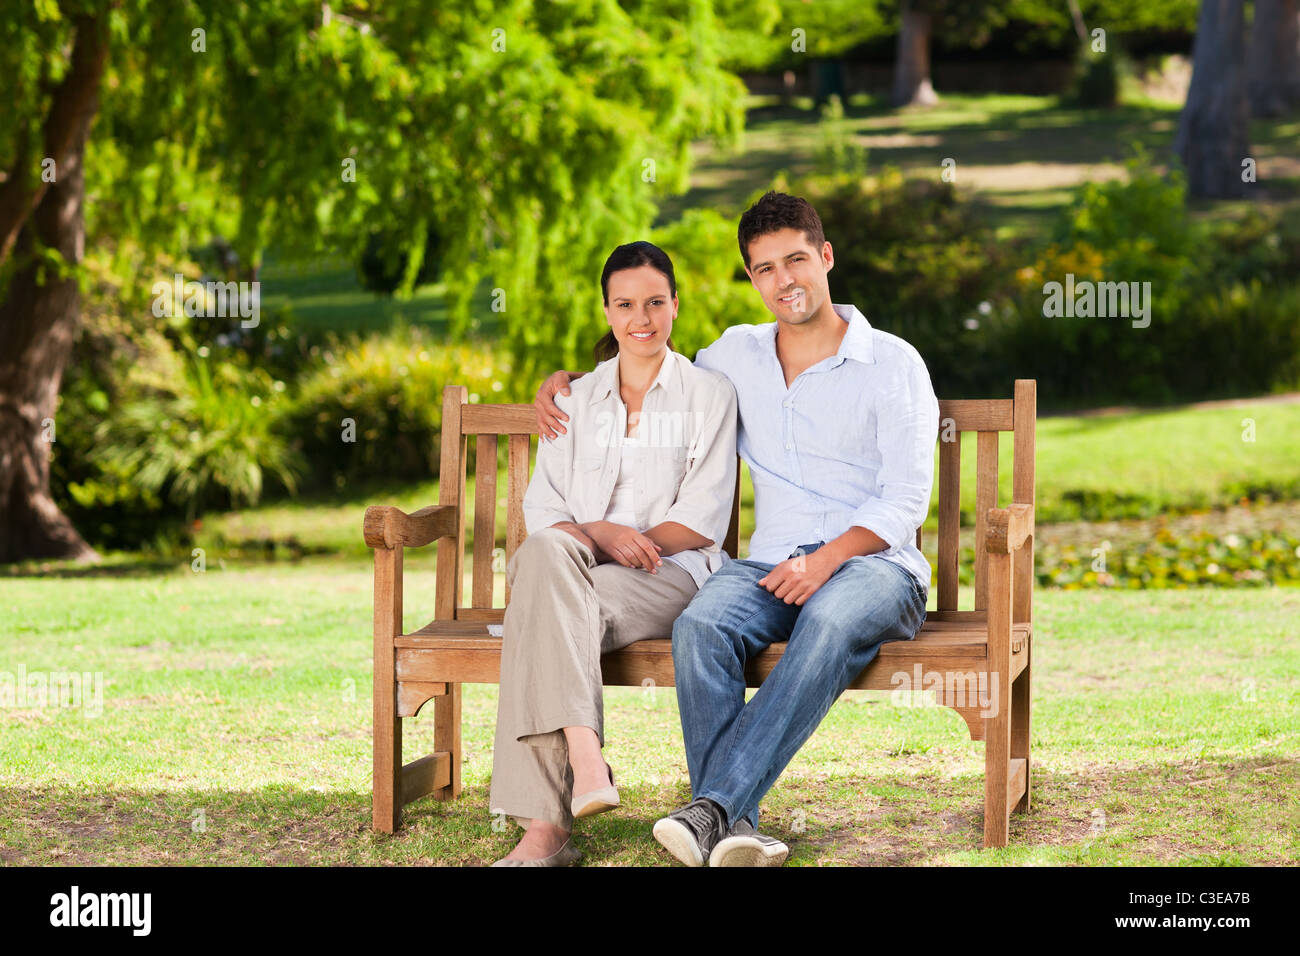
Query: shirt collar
588,348,681,404
764,303,876,367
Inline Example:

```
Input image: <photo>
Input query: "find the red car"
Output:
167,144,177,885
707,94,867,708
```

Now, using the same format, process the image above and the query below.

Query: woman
489,241,738,866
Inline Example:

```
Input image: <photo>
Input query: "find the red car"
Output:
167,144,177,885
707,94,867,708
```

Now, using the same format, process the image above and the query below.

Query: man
534,191,938,866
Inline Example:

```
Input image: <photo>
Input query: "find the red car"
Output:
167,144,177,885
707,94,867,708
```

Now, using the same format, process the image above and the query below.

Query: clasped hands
552,520,664,573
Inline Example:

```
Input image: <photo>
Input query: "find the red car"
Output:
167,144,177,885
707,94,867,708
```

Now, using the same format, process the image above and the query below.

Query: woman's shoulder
559,357,618,412
674,351,736,402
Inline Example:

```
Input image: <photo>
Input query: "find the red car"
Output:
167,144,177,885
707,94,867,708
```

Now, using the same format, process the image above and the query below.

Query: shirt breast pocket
644,445,688,500
574,455,604,478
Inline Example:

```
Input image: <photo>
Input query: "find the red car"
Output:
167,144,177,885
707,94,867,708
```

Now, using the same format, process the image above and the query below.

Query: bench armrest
985,502,1034,554
363,504,458,550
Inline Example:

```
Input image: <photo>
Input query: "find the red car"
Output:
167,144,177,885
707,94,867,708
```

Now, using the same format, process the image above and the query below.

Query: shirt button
784,443,792,450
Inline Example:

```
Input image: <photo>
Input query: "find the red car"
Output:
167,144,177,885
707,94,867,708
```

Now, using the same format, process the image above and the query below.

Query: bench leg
373,668,402,833
1011,647,1031,814
433,682,463,800
372,545,403,833
983,704,1011,849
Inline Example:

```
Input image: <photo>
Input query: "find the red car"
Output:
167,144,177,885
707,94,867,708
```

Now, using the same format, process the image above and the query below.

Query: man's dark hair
594,240,677,362
737,191,826,270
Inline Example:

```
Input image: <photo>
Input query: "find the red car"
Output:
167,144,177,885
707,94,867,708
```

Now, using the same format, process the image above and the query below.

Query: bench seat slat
394,621,1031,690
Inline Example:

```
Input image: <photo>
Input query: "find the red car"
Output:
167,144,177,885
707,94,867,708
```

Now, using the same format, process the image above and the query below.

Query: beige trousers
488,526,697,830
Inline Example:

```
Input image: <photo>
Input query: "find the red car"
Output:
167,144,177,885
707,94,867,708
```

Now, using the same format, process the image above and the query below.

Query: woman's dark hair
595,241,677,362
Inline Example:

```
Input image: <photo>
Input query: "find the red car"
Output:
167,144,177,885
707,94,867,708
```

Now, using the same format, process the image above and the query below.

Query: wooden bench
364,379,1037,848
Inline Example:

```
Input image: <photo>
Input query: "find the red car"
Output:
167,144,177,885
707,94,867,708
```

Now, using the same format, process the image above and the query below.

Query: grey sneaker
708,818,789,867
652,798,728,867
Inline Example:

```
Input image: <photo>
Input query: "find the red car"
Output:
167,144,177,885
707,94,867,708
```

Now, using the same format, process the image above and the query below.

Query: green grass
2,567,1296,865
256,251,501,338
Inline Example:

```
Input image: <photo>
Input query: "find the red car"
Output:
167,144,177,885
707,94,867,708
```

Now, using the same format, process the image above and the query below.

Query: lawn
2,568,1296,866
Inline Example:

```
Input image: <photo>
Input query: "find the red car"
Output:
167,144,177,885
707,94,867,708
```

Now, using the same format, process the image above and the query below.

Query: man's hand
535,370,585,441
757,547,838,605
584,521,663,573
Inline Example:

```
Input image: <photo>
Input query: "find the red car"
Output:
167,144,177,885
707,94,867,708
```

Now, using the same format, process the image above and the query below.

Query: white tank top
601,425,705,587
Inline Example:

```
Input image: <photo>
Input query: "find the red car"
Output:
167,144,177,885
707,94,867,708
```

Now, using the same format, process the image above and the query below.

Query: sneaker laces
676,799,722,837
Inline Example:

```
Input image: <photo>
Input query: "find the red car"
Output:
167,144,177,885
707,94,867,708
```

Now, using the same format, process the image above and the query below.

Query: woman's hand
548,521,598,554
584,521,663,573
535,370,585,441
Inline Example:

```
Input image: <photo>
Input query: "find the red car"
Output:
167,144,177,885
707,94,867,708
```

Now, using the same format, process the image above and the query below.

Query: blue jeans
671,543,928,830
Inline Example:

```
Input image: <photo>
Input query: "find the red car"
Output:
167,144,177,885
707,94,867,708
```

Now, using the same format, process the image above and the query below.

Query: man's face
743,227,834,326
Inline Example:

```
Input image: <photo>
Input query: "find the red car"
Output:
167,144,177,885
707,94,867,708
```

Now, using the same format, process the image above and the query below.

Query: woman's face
603,265,676,359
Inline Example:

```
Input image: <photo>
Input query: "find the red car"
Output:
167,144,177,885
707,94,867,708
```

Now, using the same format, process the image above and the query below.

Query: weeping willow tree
0,0,746,562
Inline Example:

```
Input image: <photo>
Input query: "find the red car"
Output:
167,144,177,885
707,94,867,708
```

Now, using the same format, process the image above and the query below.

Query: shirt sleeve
522,391,578,533
660,372,739,548
850,355,939,554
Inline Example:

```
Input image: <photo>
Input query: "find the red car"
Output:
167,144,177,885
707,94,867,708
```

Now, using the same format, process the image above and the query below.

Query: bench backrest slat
438,382,1036,621
1012,379,1037,624
471,434,498,608
436,387,469,620
973,430,1000,611
936,426,961,611
505,433,530,604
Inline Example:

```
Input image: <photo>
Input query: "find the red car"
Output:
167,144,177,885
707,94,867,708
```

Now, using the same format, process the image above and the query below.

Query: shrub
94,342,304,522
1003,153,1300,404
1065,47,1125,108
283,326,520,492
1202,208,1300,288
783,167,1021,396
1004,154,1202,404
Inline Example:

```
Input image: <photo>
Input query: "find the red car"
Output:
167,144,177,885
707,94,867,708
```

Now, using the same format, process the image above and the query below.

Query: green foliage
1066,47,1123,108
1003,153,1196,402
1000,151,1300,405
1202,209,1300,288
1055,149,1200,270
784,166,1018,396
1161,281,1300,399
5,0,749,385
94,347,304,523
648,209,768,358
356,225,442,297
813,94,869,178
283,327,520,492
795,167,1016,319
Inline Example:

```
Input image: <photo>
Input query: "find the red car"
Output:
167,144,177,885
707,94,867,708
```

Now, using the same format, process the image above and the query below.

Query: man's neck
774,300,846,358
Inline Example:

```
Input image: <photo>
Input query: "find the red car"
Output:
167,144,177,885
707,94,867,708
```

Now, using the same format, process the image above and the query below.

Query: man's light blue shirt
694,303,939,599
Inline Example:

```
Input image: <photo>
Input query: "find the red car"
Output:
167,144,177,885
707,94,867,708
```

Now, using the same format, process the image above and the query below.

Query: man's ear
822,240,834,273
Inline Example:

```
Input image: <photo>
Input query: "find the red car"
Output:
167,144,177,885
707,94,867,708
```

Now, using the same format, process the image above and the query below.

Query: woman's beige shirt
523,349,739,586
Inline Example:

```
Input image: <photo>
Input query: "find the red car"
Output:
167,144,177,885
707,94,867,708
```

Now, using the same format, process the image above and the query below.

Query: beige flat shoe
571,761,620,819
491,837,582,867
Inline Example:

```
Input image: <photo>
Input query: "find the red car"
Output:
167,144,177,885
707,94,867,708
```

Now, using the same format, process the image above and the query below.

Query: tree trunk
1175,0,1251,199
0,21,107,564
1247,0,1300,116
892,2,939,107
